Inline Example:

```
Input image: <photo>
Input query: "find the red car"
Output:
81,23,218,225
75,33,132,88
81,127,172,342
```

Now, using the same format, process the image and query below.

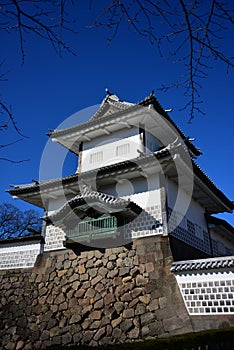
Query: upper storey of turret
48,91,201,165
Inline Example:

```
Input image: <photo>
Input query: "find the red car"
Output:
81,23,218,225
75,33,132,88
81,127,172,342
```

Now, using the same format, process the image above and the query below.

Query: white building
7,91,234,260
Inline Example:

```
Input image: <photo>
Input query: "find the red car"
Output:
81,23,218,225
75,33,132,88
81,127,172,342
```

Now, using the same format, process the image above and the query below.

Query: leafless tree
0,202,41,239
0,0,76,162
0,0,233,160
91,0,234,121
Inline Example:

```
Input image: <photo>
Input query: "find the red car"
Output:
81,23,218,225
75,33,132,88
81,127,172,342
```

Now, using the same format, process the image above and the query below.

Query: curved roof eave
7,150,233,214
43,190,142,225
48,93,201,158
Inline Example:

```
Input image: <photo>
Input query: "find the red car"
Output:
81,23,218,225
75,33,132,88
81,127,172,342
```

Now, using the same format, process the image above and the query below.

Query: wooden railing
66,216,118,242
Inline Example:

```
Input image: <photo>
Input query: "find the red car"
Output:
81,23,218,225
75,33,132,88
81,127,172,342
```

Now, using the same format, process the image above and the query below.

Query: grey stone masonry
0,236,234,349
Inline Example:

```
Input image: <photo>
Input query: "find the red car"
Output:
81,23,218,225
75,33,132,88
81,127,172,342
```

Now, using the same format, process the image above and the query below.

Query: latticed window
90,151,103,164
116,143,130,156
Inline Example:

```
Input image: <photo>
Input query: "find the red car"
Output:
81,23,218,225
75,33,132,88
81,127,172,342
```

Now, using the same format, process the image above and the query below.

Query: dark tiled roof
138,95,201,157
90,95,134,120
6,173,79,195
207,216,234,235
43,189,142,223
192,161,234,211
47,100,139,138
7,150,171,196
48,93,201,157
0,234,44,245
171,256,234,272
7,146,234,213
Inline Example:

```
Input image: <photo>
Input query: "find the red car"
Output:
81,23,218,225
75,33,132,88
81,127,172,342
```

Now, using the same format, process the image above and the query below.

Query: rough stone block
131,287,143,298
91,275,102,286
107,269,119,278
139,294,151,305
120,319,133,332
82,319,91,330
78,265,86,274
93,326,106,341
148,320,163,337
104,292,115,305
112,327,122,339
129,298,139,308
57,270,67,278
94,259,103,267
80,273,89,281
88,268,98,278
69,313,81,324
120,292,132,302
159,296,167,309
111,316,122,328
94,299,104,310
85,288,96,298
129,327,140,339
123,308,135,318
73,332,82,343
72,280,80,290
75,288,86,298
145,262,154,273
62,332,72,345
16,340,24,350
90,310,102,320
90,320,101,329
135,304,146,315
114,301,124,314
148,298,159,311
142,325,150,337
119,267,130,277
49,326,60,337
140,312,155,326
136,275,148,286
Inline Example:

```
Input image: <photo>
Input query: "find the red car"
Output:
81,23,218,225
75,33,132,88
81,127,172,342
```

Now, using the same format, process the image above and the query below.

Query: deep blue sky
1,2,233,225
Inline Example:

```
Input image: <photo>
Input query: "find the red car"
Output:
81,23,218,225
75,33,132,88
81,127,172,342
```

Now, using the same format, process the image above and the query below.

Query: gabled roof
47,93,138,139
90,93,134,120
43,189,142,226
48,92,201,157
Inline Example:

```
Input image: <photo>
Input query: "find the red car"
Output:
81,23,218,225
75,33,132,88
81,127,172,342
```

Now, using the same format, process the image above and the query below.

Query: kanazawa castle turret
7,92,234,260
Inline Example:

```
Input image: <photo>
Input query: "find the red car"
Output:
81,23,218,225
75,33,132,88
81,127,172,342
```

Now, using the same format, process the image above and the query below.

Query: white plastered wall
0,241,42,270
174,269,234,315
167,179,207,230
81,127,142,172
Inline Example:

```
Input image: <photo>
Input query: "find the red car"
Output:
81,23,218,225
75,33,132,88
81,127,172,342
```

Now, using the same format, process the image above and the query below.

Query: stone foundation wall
1,236,234,350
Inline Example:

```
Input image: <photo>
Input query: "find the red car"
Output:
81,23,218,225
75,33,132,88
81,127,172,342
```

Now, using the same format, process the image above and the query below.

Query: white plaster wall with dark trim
81,127,142,172
0,241,42,270
174,268,234,315
166,178,207,230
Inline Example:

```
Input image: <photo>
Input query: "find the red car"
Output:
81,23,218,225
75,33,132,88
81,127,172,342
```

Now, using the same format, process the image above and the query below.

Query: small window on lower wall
116,143,130,156
90,151,103,164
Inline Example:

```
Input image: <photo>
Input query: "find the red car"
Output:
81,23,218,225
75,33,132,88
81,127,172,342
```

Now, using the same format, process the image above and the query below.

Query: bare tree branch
0,0,77,162
0,203,42,240
91,0,234,121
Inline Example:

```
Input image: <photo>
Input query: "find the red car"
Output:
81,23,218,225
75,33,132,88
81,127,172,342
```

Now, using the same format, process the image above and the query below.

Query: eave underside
7,151,233,215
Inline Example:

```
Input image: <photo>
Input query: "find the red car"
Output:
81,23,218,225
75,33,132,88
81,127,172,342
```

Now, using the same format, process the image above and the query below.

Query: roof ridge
171,255,234,272
43,189,141,224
